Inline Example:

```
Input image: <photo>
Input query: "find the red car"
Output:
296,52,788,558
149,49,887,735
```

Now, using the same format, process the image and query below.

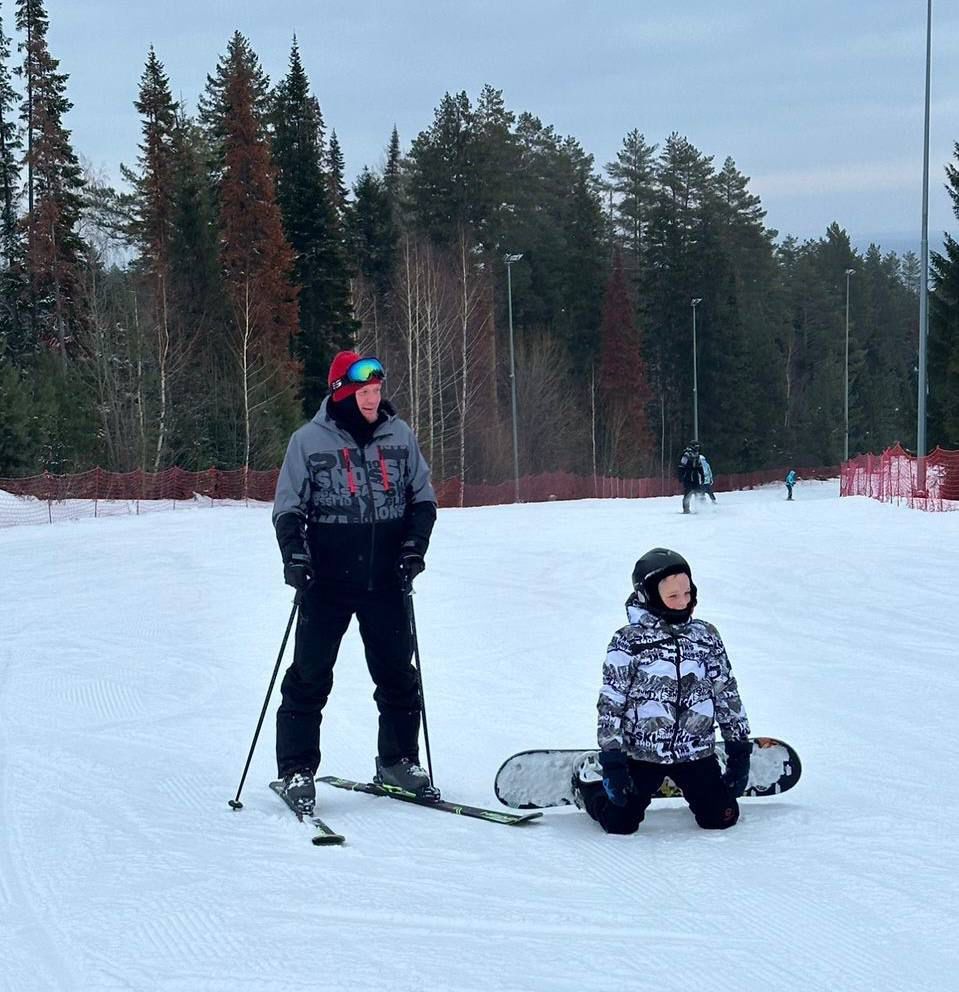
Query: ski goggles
330,357,386,393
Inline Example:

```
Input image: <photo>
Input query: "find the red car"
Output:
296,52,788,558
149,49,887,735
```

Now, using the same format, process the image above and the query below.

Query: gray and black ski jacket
272,398,437,592
597,596,750,763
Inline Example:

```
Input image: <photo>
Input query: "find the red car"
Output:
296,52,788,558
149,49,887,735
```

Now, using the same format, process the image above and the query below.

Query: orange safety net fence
0,463,838,528
840,443,959,511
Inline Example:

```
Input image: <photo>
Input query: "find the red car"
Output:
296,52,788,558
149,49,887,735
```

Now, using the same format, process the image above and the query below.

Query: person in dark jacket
271,351,438,812
572,548,752,834
677,441,705,513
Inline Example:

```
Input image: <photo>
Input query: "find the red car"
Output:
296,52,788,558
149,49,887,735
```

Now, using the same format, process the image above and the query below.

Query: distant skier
271,351,438,812
785,468,797,501
572,548,752,834
677,441,704,513
699,452,718,504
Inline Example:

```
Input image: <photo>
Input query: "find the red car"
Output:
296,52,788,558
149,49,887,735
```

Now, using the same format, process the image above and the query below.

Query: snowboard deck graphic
494,737,801,810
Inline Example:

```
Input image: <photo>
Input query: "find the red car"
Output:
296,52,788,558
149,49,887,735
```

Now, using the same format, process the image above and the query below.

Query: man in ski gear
272,351,439,808
677,441,705,513
785,468,797,500
572,548,751,834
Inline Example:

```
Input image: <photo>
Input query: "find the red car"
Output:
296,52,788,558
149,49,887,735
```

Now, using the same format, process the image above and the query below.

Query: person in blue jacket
699,453,717,503
785,468,797,501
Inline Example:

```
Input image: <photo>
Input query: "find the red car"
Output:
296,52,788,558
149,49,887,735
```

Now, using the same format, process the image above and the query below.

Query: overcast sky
43,0,959,253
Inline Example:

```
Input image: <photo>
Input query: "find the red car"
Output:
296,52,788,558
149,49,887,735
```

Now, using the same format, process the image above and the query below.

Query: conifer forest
1,2,957,483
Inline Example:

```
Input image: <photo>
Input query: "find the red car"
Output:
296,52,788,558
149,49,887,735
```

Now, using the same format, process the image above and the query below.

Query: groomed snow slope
1,481,956,992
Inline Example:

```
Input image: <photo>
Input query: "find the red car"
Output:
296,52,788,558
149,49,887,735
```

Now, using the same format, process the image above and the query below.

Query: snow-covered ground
1,481,956,992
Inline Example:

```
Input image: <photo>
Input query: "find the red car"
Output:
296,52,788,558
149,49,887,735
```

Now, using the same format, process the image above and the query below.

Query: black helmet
688,439,700,452
631,548,697,622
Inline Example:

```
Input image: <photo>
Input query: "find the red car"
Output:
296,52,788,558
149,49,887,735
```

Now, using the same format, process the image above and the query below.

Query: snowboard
494,737,801,809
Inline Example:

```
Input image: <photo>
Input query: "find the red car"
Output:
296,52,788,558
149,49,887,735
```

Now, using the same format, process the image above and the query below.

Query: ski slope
1,482,957,992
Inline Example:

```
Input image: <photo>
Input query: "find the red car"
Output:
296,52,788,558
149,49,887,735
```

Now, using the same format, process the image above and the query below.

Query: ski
269,781,345,846
317,775,542,826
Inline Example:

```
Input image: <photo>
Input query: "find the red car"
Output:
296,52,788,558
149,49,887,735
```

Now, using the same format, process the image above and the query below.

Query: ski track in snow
1,482,958,991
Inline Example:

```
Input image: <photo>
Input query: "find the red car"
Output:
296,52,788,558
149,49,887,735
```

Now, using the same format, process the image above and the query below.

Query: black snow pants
580,754,739,834
275,581,421,777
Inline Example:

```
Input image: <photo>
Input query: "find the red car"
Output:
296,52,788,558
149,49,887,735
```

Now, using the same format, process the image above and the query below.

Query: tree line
0,1,956,484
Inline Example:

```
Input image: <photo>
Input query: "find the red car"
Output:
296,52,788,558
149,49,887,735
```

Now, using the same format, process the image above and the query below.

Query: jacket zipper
355,445,378,591
668,632,683,759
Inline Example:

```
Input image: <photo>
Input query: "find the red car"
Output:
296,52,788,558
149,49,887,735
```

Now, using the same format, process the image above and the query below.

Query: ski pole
228,592,301,810
403,583,435,786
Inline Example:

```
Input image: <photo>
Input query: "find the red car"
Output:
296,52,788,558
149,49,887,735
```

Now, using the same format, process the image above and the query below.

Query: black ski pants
275,582,421,778
581,754,739,834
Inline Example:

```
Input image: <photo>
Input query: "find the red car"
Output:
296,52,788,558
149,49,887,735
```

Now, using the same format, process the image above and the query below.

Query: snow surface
1,481,957,992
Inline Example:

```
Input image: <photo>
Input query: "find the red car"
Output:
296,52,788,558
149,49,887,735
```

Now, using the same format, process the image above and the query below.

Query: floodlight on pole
505,253,524,503
691,298,703,442
844,269,855,462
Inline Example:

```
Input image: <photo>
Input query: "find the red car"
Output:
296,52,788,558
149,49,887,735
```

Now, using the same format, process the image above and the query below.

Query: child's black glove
722,739,751,797
598,750,632,806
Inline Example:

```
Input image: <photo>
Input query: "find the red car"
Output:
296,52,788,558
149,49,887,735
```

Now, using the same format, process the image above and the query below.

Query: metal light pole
917,0,933,492
505,253,524,503
691,298,702,441
844,269,855,462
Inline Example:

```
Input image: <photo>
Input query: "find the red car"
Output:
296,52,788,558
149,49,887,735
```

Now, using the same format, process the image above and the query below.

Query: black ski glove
598,750,633,807
283,552,313,591
275,513,314,591
396,540,426,586
722,739,751,797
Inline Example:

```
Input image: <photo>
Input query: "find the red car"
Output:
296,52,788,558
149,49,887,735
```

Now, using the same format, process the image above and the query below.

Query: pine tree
597,250,652,473
218,41,299,470
272,39,356,415
406,92,476,244
606,129,658,276
384,124,401,200
166,110,228,467
120,46,180,469
555,136,607,365
122,47,177,270
326,129,347,220
705,157,782,466
642,134,716,456
198,31,270,188
0,5,23,353
776,229,851,463
16,0,86,364
351,166,396,304
929,142,959,448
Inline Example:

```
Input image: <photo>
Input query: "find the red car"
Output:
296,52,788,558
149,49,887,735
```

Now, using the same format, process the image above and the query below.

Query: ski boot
278,769,316,815
374,757,440,801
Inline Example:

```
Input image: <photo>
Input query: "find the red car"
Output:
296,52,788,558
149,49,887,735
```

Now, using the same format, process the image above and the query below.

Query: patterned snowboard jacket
273,398,436,592
597,596,750,763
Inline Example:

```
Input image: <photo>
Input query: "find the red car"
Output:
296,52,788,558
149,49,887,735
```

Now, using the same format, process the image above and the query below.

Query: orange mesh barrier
0,467,280,528
841,443,959,511
0,463,838,528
